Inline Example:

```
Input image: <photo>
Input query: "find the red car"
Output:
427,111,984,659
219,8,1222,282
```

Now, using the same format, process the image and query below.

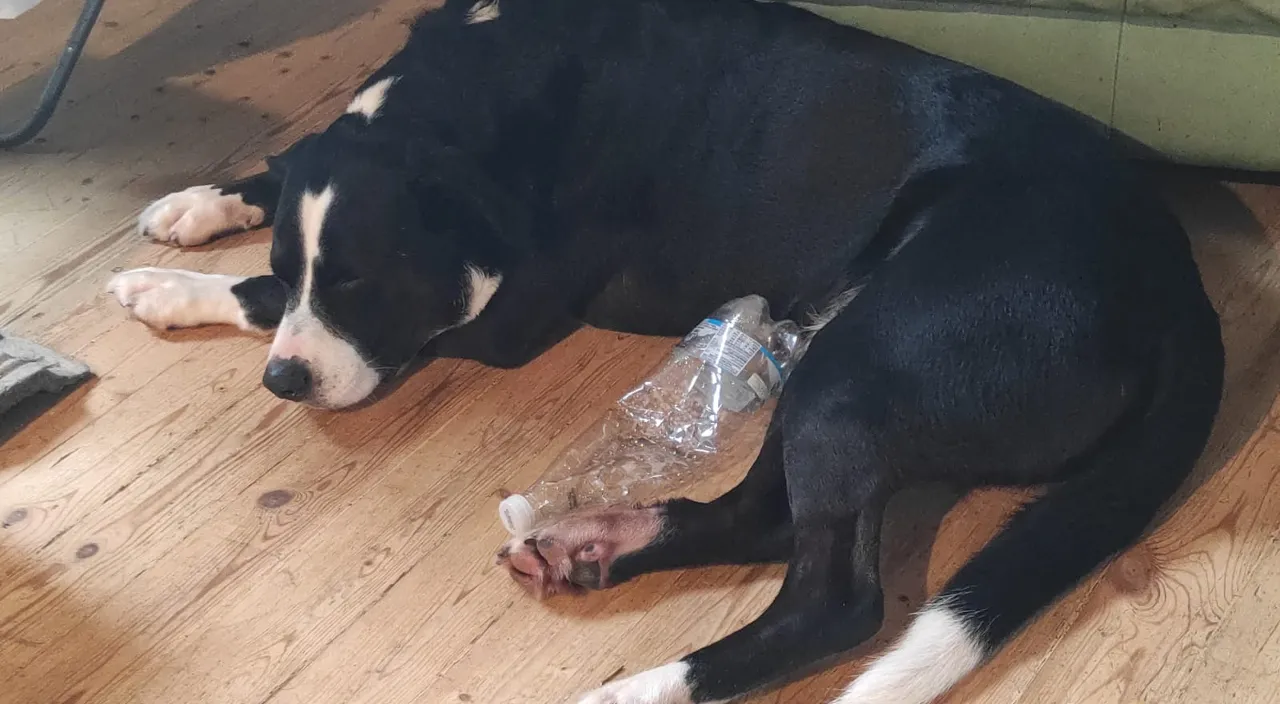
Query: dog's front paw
138,185,264,246
576,663,697,704
107,267,246,330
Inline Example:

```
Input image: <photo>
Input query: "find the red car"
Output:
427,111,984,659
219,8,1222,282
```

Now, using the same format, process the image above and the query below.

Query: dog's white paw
107,267,248,330
576,663,700,704
138,185,265,246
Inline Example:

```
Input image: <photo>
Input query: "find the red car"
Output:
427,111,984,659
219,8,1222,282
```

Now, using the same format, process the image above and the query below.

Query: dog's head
261,130,525,408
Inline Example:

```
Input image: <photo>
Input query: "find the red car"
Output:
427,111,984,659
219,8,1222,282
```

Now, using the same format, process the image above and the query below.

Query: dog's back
393,0,1127,332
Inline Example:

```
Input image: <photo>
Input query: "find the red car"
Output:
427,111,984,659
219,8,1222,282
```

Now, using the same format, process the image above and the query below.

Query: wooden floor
4,1,1280,702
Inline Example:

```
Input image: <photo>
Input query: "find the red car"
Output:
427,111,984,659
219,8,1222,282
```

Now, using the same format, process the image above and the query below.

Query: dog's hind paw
496,505,665,599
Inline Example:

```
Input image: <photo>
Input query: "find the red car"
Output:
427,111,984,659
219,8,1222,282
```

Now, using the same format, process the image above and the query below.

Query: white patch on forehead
297,184,336,302
268,183,379,409
345,76,399,121
463,264,503,324
465,0,500,24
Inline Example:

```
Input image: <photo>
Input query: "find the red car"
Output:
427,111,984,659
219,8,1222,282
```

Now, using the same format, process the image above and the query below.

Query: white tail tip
832,600,986,704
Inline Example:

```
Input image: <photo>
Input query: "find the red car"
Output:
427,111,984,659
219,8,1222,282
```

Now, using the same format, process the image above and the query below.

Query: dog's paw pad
496,506,665,599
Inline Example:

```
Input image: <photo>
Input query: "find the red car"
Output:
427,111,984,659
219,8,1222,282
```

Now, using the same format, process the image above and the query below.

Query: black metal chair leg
0,0,108,149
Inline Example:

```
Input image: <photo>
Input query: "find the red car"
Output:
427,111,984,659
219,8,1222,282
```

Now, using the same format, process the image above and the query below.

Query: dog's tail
832,287,1224,704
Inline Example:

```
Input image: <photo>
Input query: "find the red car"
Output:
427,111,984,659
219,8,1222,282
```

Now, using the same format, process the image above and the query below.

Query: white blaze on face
268,184,380,408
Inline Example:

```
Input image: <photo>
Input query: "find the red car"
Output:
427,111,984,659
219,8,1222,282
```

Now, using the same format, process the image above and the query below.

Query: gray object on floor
0,332,91,417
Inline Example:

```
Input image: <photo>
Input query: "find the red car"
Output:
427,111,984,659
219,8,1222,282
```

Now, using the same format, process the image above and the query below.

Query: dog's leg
138,171,282,246
576,509,887,704
426,307,582,369
106,268,286,331
568,362,902,704
499,430,791,598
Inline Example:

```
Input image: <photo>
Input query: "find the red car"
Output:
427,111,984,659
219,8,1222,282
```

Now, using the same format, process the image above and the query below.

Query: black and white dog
106,0,1224,701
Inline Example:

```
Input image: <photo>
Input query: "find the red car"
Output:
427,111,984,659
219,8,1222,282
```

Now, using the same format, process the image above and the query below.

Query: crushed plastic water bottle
498,295,806,536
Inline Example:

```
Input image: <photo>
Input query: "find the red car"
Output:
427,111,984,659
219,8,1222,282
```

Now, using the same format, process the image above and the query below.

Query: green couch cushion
797,0,1280,170
803,0,1280,33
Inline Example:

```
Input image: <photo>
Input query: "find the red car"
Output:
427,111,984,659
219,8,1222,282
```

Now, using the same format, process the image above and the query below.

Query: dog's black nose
263,357,313,401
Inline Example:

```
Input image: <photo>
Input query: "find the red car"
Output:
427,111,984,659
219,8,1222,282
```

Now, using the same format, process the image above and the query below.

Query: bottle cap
499,494,536,536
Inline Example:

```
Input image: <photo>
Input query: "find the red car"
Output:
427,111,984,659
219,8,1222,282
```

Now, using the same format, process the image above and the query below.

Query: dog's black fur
108,0,1224,701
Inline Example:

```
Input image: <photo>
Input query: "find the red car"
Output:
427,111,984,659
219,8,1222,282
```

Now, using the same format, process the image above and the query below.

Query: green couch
797,0,1280,170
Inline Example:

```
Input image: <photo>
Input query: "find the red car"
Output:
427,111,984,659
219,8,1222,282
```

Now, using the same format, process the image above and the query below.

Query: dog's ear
264,133,321,178
406,142,534,258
